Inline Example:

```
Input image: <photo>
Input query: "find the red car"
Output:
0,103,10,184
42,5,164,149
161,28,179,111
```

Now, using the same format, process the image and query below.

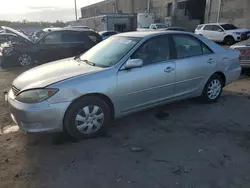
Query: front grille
12,86,20,96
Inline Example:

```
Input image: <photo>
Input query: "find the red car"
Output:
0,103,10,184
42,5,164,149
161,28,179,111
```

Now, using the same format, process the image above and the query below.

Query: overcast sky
0,0,104,22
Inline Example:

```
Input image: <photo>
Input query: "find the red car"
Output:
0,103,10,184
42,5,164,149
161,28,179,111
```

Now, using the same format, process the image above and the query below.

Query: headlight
16,88,58,103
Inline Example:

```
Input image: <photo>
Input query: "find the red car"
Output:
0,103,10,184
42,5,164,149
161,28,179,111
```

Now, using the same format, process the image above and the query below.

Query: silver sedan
231,38,250,68
8,31,241,139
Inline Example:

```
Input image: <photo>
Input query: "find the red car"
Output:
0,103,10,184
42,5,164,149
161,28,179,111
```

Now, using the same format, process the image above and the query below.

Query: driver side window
131,36,170,66
43,32,62,44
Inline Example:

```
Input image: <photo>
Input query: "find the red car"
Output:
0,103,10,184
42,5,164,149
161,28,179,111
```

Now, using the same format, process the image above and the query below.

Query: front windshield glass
156,24,167,29
221,24,238,30
80,36,141,67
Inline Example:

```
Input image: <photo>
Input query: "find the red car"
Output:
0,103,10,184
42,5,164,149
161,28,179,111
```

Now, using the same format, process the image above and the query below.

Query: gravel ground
1,68,250,188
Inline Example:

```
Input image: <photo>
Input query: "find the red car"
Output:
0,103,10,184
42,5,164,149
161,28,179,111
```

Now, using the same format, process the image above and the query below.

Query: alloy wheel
19,54,32,66
207,79,222,100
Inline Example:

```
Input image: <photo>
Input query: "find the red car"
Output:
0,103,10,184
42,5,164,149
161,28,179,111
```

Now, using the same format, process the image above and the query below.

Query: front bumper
8,90,71,133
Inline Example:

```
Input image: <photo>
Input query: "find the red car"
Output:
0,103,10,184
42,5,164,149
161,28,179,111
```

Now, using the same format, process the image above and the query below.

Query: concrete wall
206,0,250,28
81,0,148,18
81,0,115,18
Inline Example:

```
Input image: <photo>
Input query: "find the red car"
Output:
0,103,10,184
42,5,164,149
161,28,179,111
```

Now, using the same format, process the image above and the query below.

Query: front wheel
64,96,111,140
18,54,32,66
224,36,235,46
201,74,223,103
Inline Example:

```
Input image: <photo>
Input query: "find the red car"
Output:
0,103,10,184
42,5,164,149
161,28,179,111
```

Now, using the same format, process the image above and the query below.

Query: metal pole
74,0,78,20
217,0,222,23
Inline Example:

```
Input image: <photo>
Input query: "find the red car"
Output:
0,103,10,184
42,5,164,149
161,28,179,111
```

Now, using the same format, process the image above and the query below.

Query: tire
64,96,111,140
224,36,235,46
201,74,223,103
18,54,32,66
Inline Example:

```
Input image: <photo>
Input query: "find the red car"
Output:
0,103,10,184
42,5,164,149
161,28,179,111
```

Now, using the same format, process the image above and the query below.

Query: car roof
116,31,190,38
45,28,96,33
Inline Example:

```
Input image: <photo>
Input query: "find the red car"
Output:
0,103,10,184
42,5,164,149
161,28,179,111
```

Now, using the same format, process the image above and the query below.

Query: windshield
79,36,141,67
156,24,167,29
220,24,238,30
1,26,32,43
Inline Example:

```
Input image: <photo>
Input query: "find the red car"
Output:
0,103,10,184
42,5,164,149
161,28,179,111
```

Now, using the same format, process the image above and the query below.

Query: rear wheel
224,36,235,46
64,96,111,140
201,74,223,103
18,54,32,66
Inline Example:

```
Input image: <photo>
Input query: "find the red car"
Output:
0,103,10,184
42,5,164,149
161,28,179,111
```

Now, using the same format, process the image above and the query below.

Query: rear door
202,25,214,40
116,35,175,113
211,25,225,42
171,34,216,98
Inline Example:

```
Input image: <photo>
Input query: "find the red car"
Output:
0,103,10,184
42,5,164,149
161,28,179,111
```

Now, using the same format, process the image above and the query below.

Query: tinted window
220,24,238,30
43,32,62,44
204,25,212,31
131,36,170,66
173,35,203,58
202,43,213,54
196,25,203,30
62,31,84,43
87,32,102,43
211,25,222,31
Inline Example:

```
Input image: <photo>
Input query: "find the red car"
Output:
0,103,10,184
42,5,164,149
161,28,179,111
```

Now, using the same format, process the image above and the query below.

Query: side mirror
217,29,223,32
125,59,143,69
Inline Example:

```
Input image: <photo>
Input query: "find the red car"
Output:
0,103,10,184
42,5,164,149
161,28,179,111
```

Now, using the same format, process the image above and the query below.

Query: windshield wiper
79,59,96,66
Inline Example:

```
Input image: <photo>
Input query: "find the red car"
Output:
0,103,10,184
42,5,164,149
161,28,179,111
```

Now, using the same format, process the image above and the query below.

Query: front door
171,34,216,98
37,31,67,63
116,35,175,113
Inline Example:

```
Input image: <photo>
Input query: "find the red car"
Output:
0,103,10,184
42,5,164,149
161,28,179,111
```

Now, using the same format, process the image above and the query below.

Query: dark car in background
99,30,119,40
166,27,188,32
0,33,19,43
0,26,102,68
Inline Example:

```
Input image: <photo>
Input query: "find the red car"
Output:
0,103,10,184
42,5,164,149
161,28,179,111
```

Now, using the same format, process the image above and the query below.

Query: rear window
196,25,203,30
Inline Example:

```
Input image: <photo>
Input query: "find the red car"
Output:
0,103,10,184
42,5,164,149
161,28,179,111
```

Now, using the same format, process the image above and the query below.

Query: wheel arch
63,93,115,124
211,72,226,87
223,35,235,41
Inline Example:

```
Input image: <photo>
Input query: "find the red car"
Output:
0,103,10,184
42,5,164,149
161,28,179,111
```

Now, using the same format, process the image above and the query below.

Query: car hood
13,58,104,91
231,39,250,47
228,28,250,33
1,26,33,44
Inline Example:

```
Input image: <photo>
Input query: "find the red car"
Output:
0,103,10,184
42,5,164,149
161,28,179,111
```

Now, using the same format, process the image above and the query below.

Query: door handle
164,67,175,73
207,59,214,64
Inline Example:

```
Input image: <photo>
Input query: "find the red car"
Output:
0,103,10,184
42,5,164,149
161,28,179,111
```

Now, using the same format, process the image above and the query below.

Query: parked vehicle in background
31,27,62,41
149,23,167,30
231,38,250,68
8,31,241,139
67,26,90,30
137,23,167,31
0,33,18,43
98,30,119,40
195,23,250,45
0,26,102,68
166,27,188,32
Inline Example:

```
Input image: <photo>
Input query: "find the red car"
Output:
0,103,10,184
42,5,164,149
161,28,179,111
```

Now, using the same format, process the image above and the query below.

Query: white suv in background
195,23,250,45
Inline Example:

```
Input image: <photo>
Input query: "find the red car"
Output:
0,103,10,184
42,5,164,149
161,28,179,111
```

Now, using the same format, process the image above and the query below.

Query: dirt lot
1,68,250,188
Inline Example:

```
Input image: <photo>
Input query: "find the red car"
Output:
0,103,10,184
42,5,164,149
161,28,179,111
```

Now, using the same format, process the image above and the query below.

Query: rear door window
43,32,62,44
172,35,203,58
203,25,212,31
